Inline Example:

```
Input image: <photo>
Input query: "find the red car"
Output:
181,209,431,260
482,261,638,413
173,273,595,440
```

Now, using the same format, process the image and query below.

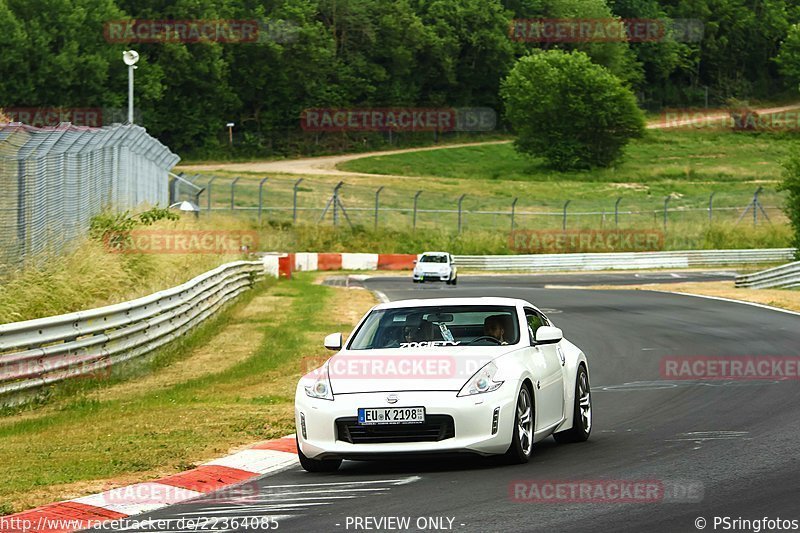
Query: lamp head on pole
122,50,140,66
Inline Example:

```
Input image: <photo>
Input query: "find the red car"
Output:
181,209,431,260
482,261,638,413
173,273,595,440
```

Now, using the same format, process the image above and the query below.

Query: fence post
562,200,571,230
615,197,622,227
206,176,217,211
458,194,467,234
258,177,268,224
374,186,384,230
511,197,518,232
293,178,303,224
753,187,762,227
230,177,240,211
663,195,671,231
708,192,715,223
413,190,422,231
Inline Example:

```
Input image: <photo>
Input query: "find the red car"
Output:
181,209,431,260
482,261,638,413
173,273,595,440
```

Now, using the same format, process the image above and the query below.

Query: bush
501,50,645,170
779,155,800,259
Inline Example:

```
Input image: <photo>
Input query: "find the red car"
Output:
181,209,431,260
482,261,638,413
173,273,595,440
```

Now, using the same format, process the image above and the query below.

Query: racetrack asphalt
90,274,800,533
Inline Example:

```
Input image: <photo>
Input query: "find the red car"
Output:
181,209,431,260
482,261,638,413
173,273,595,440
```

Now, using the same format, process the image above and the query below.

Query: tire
297,436,342,473
553,364,591,444
451,276,458,286
505,384,534,464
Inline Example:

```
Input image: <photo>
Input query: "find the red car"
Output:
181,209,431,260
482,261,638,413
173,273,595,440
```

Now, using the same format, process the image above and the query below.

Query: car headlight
457,361,504,397
304,365,334,400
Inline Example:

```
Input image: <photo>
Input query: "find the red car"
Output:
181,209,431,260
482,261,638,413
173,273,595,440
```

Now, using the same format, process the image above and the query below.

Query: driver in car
483,315,509,345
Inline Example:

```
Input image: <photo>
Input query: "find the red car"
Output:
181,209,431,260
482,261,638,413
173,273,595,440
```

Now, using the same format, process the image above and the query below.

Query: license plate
358,407,425,425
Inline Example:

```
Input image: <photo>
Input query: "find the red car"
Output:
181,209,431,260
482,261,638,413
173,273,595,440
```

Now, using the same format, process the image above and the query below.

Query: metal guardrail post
230,177,241,211
562,200,571,230
258,177,268,224
615,197,622,227
511,197,518,232
413,190,422,231
458,194,467,234
293,178,303,224
375,186,384,230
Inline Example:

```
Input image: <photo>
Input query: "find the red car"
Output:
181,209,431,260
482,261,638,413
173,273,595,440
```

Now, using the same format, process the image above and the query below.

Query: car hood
327,346,513,394
415,263,450,273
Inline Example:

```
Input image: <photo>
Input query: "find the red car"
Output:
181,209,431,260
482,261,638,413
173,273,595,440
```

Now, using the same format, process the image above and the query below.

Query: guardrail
735,261,800,289
454,249,797,271
0,261,266,403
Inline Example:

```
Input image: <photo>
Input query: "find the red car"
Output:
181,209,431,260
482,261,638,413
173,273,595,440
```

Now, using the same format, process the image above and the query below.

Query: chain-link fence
173,173,788,234
0,123,179,271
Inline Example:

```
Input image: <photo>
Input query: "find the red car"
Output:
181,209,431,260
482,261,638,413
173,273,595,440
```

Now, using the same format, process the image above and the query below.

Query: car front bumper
295,389,515,460
412,272,453,281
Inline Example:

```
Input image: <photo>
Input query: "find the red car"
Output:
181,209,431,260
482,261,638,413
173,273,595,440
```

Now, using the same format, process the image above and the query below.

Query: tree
501,49,645,170
779,154,800,259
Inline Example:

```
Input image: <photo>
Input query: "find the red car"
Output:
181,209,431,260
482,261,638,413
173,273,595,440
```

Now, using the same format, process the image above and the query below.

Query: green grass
0,273,357,513
339,130,799,183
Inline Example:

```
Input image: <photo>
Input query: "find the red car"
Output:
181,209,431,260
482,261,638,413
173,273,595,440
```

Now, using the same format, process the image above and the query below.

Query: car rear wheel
553,364,591,444
505,384,534,463
297,436,342,473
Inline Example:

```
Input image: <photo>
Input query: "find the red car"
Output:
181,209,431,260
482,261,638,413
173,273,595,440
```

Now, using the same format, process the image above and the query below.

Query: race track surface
91,275,800,533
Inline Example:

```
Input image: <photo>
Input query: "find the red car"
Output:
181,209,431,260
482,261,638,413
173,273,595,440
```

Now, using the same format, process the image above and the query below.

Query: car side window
524,308,550,342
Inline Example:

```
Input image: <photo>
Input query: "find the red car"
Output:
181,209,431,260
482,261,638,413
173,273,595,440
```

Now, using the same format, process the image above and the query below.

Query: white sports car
295,297,591,472
412,252,458,285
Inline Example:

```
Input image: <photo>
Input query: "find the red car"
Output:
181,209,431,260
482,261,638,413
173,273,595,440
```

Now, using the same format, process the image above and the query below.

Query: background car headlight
457,361,504,397
304,366,334,400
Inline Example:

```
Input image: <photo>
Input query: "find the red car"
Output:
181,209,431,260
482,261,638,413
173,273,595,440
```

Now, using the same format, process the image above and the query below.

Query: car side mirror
535,326,563,345
324,332,343,350
412,260,417,264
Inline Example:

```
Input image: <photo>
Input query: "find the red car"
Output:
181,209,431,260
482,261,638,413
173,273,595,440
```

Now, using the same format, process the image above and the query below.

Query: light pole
122,50,139,124
226,122,235,146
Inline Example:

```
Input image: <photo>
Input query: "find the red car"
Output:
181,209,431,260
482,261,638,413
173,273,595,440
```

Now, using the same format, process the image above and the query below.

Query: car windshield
348,305,519,349
419,255,448,263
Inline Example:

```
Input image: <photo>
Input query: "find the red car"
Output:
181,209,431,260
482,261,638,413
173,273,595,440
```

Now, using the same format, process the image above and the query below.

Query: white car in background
412,251,458,285
295,297,592,472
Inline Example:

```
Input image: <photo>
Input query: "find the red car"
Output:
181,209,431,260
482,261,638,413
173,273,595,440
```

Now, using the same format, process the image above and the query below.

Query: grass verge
0,273,376,514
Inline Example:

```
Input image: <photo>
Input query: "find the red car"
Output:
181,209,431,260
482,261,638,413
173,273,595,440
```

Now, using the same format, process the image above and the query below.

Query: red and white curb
2,435,299,533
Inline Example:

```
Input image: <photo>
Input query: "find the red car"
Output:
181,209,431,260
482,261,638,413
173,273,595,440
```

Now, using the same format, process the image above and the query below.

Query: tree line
2,0,800,157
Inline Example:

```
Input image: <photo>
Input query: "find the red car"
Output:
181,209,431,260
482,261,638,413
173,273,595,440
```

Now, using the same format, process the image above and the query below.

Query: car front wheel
505,384,534,463
553,364,591,444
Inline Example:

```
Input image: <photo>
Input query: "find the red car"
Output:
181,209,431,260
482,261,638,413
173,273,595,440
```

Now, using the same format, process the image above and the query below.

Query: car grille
335,415,455,444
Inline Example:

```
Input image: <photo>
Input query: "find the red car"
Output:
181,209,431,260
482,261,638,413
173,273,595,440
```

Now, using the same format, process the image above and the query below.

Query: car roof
374,297,532,310
419,251,449,256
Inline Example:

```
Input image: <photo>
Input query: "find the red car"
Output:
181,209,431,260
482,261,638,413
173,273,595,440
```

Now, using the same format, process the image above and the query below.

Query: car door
523,308,565,430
